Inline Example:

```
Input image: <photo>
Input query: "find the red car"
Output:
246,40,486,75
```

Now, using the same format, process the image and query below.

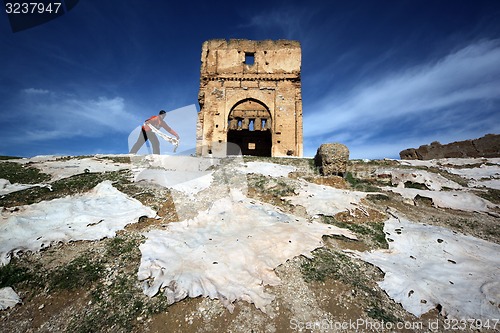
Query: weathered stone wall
196,39,303,157
399,134,500,160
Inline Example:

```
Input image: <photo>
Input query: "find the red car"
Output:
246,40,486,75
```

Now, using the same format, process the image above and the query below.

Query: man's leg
129,129,148,154
148,132,161,154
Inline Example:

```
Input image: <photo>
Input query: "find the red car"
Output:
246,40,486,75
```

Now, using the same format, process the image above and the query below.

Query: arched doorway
227,99,272,156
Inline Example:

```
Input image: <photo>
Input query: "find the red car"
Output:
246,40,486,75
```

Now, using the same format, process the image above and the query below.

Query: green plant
68,249,169,333
371,222,388,249
345,172,381,192
301,248,356,283
0,156,22,160
55,231,169,332
308,158,320,175
99,156,131,164
404,181,428,190
322,216,388,249
105,235,144,261
50,253,104,290
345,172,359,187
0,161,51,184
248,174,296,197
0,261,32,288
367,304,398,323
269,178,296,197
301,248,400,323
249,174,268,189
476,188,500,205
0,170,132,207
301,248,380,303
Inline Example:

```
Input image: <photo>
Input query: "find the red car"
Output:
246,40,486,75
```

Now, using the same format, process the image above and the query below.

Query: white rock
138,191,356,313
357,213,500,319
0,287,21,310
0,181,155,266
283,180,373,217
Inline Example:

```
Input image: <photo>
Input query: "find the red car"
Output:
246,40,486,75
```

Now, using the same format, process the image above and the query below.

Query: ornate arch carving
228,98,272,131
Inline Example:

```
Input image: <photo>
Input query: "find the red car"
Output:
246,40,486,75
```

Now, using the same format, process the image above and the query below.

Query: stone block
314,143,349,176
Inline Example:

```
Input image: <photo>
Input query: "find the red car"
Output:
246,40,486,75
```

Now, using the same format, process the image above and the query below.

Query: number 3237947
444,319,499,331
5,2,62,14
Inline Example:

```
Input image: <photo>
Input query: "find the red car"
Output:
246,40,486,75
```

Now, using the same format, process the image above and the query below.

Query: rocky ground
0,155,499,332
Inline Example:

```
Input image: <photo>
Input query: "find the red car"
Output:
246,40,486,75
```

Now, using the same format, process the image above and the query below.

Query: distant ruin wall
399,134,500,160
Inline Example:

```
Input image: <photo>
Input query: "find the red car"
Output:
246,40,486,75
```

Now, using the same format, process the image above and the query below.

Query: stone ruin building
196,39,303,157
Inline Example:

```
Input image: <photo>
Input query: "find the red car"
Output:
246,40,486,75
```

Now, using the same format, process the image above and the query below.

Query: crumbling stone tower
196,39,303,157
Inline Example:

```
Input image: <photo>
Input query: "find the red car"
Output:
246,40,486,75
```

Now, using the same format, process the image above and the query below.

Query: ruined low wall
399,134,500,160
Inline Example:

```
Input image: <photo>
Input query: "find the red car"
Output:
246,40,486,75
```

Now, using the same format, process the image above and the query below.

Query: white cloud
16,93,142,142
304,39,500,156
242,6,317,41
23,129,72,142
64,96,136,131
23,88,50,94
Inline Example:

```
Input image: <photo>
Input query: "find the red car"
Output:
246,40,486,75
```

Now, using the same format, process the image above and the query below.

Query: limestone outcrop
400,134,500,160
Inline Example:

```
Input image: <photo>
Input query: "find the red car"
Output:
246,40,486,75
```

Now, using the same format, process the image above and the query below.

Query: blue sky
1,1,499,159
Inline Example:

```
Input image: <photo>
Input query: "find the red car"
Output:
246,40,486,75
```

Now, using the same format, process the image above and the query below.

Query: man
130,110,180,154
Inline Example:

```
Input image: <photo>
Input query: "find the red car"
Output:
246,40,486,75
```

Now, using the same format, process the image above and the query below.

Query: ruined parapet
314,143,349,177
196,39,303,157
400,134,500,160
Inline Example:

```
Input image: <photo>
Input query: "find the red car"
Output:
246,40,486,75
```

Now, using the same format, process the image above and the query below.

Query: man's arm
161,122,180,139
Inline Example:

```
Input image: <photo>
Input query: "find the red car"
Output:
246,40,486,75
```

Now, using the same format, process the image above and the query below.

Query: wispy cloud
23,88,50,94
304,39,500,158
8,91,142,143
241,5,318,40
